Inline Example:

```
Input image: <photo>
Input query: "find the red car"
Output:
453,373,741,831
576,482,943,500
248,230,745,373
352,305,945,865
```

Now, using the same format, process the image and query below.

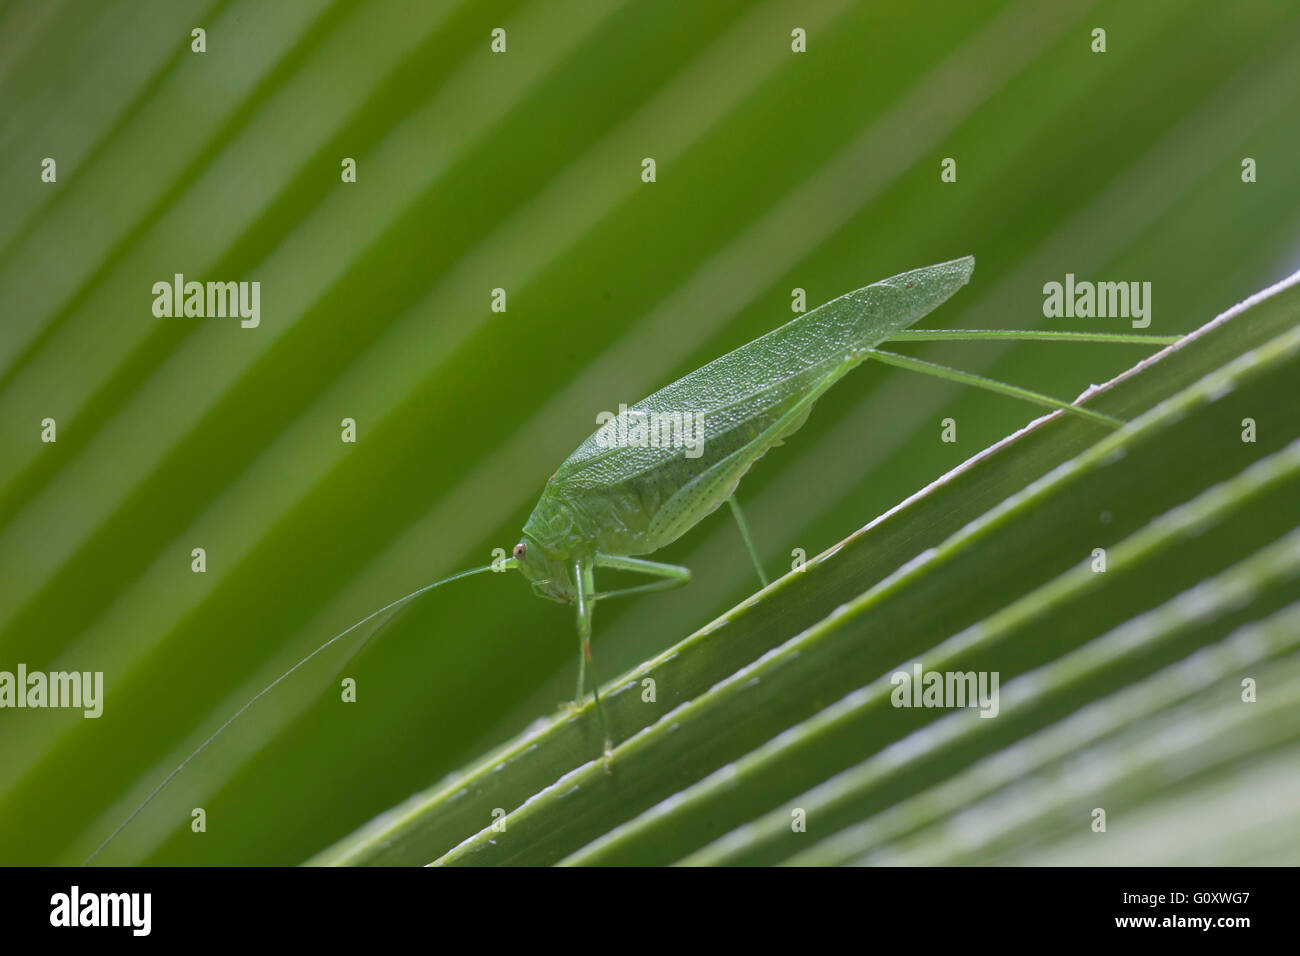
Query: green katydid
86,255,1178,864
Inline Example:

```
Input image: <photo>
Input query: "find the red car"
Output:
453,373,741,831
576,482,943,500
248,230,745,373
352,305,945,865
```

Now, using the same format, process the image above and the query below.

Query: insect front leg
573,559,614,769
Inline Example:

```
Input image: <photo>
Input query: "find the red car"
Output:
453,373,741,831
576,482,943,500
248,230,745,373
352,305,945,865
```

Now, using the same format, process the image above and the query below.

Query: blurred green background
1,0,1298,864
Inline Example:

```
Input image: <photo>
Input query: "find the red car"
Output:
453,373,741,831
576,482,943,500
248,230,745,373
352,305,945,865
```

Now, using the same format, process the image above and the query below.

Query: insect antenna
83,560,511,866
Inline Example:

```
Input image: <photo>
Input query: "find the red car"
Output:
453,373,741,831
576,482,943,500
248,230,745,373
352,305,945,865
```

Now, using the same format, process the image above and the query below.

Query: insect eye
513,542,527,560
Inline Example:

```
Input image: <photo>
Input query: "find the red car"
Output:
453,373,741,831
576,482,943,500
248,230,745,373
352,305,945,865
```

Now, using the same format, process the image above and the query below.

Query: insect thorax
521,496,582,556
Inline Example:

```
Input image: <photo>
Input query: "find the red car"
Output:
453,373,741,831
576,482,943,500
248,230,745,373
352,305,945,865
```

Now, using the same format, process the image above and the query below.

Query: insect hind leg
865,347,1125,428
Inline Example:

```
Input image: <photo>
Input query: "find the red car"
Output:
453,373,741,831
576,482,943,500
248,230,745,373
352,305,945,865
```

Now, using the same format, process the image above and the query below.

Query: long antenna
83,561,508,865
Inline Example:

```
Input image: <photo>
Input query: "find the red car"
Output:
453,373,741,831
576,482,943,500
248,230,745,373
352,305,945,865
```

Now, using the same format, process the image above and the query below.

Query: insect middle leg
592,553,691,600
726,494,769,588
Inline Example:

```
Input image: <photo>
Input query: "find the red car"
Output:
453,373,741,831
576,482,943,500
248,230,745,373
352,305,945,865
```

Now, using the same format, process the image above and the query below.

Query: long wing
541,257,974,555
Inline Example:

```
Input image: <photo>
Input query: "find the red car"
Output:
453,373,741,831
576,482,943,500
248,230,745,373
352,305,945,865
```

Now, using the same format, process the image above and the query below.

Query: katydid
86,255,1179,864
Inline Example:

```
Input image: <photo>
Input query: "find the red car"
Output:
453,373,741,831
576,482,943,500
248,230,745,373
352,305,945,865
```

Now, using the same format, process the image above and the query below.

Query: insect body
512,257,978,752
517,256,978,593
88,255,1180,862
